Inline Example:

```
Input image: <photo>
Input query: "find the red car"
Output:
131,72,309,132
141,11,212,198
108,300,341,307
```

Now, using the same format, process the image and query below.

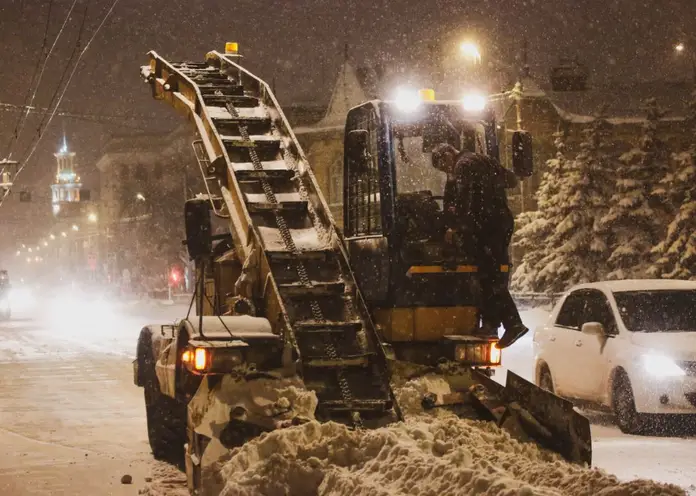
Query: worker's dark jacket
444,152,518,265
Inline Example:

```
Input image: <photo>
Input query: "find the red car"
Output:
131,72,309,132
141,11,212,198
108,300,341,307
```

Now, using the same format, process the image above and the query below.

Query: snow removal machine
133,44,591,494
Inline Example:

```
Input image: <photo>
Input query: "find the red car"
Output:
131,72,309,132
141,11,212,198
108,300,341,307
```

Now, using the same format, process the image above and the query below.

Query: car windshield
613,290,696,332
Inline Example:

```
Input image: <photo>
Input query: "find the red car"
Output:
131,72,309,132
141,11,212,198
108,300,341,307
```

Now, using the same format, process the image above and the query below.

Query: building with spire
51,135,85,218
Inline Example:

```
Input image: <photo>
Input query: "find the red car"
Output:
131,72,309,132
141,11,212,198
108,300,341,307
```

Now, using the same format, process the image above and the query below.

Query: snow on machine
133,44,591,495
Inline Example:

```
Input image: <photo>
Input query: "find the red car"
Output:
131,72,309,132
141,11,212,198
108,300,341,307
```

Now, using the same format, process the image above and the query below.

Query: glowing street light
50,234,56,240
43,241,48,247
87,212,98,223
61,231,67,237
675,42,685,53
135,193,146,201
460,41,482,64
16,250,20,256
72,224,79,231
28,247,32,253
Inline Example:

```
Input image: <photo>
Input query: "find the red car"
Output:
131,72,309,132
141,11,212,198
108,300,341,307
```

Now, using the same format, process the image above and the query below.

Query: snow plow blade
422,369,591,466
476,370,591,465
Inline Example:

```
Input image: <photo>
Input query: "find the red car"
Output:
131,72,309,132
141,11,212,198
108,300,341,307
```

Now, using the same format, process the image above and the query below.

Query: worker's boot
497,323,529,349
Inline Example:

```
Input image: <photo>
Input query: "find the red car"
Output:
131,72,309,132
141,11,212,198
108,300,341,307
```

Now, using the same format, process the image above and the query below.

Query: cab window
345,108,381,237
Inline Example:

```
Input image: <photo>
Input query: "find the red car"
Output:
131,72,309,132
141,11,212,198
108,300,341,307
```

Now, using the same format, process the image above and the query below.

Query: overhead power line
6,0,80,160
4,0,55,157
0,0,123,208
26,2,90,160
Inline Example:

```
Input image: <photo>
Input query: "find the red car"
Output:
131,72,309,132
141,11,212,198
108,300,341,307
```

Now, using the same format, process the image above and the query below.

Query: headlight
393,88,422,112
642,354,685,378
461,93,487,112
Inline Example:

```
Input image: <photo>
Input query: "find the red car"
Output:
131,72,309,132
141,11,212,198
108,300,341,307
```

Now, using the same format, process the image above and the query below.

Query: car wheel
612,371,647,434
538,365,554,394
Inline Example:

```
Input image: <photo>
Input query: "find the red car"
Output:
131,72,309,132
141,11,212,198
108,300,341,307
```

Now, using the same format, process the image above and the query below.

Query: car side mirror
581,322,605,336
184,198,212,260
512,130,533,178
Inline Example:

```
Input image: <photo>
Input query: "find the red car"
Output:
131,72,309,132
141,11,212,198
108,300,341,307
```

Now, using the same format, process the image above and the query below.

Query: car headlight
642,354,685,378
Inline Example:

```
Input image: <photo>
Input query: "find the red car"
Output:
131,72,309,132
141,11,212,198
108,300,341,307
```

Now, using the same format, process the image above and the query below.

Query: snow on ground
208,412,685,495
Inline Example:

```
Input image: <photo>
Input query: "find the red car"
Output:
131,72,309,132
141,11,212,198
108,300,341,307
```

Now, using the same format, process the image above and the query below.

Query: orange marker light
182,350,192,363
419,88,435,101
489,342,502,365
225,42,239,54
194,348,208,371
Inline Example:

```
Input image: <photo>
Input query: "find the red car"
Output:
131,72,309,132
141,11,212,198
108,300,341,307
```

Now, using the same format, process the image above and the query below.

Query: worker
431,144,528,349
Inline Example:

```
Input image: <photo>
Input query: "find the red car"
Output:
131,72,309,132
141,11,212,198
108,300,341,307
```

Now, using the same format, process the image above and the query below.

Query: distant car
0,270,10,320
533,280,696,434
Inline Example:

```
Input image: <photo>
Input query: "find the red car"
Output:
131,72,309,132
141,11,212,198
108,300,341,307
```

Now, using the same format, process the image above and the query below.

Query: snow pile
213,415,685,496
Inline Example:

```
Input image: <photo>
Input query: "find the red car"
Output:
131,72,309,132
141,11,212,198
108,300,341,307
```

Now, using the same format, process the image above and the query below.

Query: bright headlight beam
462,93,487,112
642,354,685,377
393,88,422,112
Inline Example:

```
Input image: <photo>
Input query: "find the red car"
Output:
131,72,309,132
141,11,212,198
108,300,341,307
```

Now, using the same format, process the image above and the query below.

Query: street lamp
460,41,482,64
61,231,67,237
136,193,146,201
49,234,56,240
88,212,98,223
674,41,696,82
72,224,79,231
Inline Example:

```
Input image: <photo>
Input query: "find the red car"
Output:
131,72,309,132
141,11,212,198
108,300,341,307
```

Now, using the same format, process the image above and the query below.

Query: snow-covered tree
511,130,570,292
535,115,615,292
601,99,671,280
651,90,696,278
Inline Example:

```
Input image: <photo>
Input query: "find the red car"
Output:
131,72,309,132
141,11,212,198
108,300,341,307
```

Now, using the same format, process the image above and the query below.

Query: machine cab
342,95,532,341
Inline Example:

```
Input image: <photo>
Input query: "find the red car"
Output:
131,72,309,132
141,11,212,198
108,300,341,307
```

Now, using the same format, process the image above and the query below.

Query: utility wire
6,0,79,160
4,0,54,157
0,101,154,122
27,2,89,159
0,0,123,208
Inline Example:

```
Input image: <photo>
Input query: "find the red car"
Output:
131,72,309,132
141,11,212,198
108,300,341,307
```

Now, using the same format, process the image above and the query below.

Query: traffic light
169,267,181,285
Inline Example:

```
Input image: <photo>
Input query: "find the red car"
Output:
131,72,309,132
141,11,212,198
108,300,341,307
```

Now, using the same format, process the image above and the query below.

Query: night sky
0,0,694,255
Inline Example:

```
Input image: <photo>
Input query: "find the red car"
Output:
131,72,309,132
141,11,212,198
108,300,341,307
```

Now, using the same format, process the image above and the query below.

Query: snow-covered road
0,297,694,494
0,297,187,495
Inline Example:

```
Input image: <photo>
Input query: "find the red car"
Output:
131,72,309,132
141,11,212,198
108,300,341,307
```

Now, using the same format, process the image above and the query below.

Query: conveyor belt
142,51,400,426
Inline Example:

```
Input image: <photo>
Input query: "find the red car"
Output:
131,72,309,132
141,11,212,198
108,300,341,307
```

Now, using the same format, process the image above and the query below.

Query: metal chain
226,98,361,427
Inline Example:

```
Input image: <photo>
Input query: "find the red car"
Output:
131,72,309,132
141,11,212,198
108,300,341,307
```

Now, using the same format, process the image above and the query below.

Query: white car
533,280,696,434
